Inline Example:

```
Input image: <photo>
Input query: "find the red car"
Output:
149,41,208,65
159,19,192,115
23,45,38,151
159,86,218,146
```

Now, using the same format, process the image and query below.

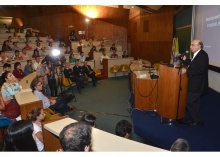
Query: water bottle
11,54,15,61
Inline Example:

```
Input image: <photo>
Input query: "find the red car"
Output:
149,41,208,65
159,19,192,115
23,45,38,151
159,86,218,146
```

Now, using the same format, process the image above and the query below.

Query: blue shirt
24,64,33,76
34,90,50,109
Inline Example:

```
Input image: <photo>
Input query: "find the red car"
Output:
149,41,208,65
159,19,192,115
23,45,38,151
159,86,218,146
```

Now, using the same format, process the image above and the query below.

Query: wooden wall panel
128,6,175,65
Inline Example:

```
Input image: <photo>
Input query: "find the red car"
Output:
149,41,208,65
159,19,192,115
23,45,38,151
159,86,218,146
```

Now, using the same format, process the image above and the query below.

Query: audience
32,56,41,71
0,71,21,121
0,50,12,63
69,53,77,63
81,113,96,127
14,50,23,60
69,30,78,41
64,46,71,54
64,61,83,94
31,78,73,116
20,48,30,60
32,49,41,59
110,44,117,52
115,120,132,139
26,107,45,151
110,49,118,58
24,59,34,76
122,51,128,58
11,42,21,51
23,41,32,50
77,52,85,62
2,40,12,51
170,138,191,151
73,59,88,86
12,62,24,81
5,120,38,151
82,61,97,87
99,44,106,52
100,50,109,65
59,122,92,151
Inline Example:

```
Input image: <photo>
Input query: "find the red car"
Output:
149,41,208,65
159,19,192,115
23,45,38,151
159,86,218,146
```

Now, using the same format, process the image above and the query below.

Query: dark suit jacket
182,49,209,93
73,65,84,77
82,65,94,76
64,68,75,78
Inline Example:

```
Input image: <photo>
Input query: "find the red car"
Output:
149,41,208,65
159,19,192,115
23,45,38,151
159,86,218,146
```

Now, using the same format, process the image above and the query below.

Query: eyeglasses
37,83,42,86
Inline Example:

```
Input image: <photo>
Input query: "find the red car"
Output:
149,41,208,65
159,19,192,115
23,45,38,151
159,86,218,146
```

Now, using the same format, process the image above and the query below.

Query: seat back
61,75,73,87
110,65,120,73
93,68,101,76
120,64,129,72
43,108,62,121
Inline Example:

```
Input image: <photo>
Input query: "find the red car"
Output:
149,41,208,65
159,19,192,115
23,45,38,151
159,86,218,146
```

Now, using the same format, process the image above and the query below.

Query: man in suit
73,59,88,86
181,39,209,126
64,61,83,94
82,61,97,87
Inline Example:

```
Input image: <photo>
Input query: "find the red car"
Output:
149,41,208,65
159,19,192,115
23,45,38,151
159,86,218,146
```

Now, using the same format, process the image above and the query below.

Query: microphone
179,50,189,60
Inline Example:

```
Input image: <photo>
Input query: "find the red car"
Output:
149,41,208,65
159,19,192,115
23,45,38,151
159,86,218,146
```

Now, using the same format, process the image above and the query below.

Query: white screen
193,5,220,67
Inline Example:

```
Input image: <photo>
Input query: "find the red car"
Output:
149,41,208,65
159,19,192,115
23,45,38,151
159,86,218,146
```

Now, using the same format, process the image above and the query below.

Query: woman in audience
5,120,38,151
87,38,93,46
32,49,41,58
8,36,13,44
69,53,77,63
26,107,45,151
81,113,96,127
1,71,21,121
2,40,12,51
11,42,21,51
13,62,24,80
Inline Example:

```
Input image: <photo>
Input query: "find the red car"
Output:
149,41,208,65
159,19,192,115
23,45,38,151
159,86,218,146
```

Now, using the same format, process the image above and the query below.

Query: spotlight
52,49,60,57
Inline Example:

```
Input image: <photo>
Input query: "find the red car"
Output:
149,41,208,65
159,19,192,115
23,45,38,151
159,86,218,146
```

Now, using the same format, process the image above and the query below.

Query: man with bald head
181,39,209,126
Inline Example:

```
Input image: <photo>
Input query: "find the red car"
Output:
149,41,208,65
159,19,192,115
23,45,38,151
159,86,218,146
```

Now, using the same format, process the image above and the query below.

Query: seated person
69,53,77,63
78,39,85,47
59,122,92,151
24,59,34,76
122,51,129,58
35,36,42,43
100,50,109,65
73,59,88,86
36,42,46,56
46,35,54,43
14,50,23,60
110,44,117,52
69,30,78,42
13,62,24,81
1,71,21,121
82,61,97,87
99,44,106,52
88,46,97,60
77,52,85,62
8,36,13,44
32,49,41,59
110,49,118,58
23,41,32,50
64,46,71,54
115,120,132,139
12,42,21,51
170,138,190,151
31,79,73,116
87,38,93,46
4,120,38,151
20,48,30,60
59,41,66,48
0,50,12,63
64,61,83,94
81,114,96,127
32,56,41,71
26,107,45,151
2,40,12,51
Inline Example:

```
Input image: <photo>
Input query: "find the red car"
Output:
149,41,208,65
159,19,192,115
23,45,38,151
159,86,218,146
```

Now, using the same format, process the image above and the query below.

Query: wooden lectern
157,64,188,119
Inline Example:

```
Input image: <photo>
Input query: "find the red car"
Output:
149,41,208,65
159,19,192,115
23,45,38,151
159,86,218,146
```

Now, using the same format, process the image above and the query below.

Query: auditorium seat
119,64,130,76
109,65,120,78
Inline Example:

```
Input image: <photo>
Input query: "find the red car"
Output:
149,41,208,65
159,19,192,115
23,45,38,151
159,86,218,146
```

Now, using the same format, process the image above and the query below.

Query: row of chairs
110,64,130,77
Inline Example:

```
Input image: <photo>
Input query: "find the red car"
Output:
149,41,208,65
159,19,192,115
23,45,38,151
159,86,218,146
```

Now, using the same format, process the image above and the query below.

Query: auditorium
0,3,220,153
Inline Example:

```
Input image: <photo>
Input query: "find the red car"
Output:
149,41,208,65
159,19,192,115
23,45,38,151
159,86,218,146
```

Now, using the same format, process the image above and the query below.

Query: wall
128,6,175,65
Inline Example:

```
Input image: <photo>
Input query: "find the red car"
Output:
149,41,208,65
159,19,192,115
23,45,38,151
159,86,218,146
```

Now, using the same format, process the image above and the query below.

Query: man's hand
181,68,187,75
